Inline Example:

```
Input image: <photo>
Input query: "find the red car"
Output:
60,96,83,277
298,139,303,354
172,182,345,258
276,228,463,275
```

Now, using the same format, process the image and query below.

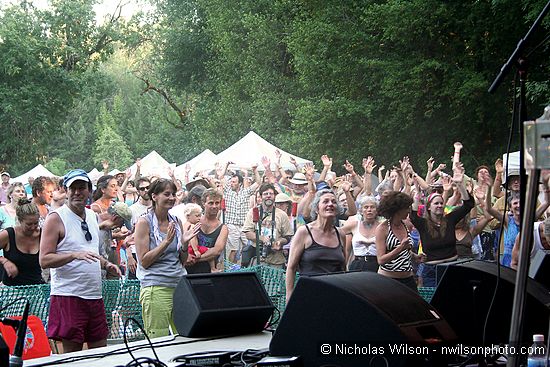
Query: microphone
9,300,29,367
252,206,260,223
291,202,298,218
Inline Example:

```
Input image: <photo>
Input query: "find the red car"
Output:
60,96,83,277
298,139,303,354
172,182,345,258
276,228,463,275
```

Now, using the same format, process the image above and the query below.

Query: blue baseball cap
63,169,92,188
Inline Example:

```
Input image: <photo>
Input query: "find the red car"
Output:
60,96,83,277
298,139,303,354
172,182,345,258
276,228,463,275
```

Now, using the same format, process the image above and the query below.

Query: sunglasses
138,186,150,191
81,221,92,241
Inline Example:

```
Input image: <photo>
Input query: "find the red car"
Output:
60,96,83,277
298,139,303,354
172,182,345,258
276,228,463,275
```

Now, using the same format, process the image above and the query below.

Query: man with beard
242,183,293,268
185,189,228,274
126,178,152,279
31,176,55,228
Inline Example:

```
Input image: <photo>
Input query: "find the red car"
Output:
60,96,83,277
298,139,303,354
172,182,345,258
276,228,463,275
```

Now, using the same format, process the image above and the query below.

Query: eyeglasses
138,186,150,191
81,221,92,241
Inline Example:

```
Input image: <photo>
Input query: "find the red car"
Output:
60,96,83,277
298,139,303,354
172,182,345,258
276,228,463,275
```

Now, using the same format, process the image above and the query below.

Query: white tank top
351,216,377,256
533,221,544,258
50,205,102,299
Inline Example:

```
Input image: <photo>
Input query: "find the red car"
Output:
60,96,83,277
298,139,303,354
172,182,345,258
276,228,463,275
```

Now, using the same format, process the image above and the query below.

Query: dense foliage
1,0,549,176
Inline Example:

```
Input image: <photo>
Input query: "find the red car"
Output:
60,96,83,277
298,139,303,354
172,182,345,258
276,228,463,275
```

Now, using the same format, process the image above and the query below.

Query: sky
0,0,153,24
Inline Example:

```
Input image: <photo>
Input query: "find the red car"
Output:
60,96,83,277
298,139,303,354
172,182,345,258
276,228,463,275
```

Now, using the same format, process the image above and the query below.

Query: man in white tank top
40,169,122,353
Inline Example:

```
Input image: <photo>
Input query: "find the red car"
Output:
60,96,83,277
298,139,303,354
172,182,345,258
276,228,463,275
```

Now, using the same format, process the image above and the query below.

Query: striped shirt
379,220,413,273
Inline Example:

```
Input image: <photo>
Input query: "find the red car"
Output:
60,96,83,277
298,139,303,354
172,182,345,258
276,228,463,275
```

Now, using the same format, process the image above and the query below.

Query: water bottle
527,334,547,367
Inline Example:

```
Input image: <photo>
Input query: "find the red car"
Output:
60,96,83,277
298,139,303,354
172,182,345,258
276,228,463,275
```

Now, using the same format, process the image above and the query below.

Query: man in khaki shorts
223,171,260,263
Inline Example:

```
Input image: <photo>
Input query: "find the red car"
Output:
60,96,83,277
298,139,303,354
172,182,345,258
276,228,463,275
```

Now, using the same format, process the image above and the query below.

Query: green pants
139,286,177,338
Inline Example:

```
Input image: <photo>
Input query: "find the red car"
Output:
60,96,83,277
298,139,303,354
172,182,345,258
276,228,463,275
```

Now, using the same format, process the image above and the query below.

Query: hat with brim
188,184,207,200
63,169,92,188
1,172,10,178
109,202,133,230
275,193,292,203
186,178,210,192
288,172,307,185
502,169,520,186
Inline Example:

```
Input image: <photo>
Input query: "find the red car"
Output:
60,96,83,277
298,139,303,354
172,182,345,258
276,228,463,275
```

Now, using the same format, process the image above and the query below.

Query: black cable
29,334,232,366
264,305,281,330
122,317,165,367
481,70,518,349
0,296,27,313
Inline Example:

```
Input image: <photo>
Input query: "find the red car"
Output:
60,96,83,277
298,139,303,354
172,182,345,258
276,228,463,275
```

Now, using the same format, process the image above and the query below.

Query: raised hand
125,167,132,178
452,162,465,183
453,142,463,164
427,157,435,171
495,158,503,175
167,166,175,177
362,156,376,174
442,175,452,192
399,156,410,172
341,178,352,192
274,149,282,163
184,163,191,174
102,160,109,170
343,160,355,174
304,162,315,180
321,154,332,168
290,156,298,166
261,156,271,169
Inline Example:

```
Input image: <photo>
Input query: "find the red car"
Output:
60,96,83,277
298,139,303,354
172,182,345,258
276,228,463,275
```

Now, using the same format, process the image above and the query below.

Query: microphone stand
1,300,30,367
487,3,550,366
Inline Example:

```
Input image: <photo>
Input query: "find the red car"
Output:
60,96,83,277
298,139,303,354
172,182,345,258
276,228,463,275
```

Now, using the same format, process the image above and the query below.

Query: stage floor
26,332,273,367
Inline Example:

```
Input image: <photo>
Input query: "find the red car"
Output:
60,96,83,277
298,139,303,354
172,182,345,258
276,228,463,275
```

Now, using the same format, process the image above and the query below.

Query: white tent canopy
174,149,218,180
12,164,55,184
215,131,312,171
87,168,102,183
127,150,176,179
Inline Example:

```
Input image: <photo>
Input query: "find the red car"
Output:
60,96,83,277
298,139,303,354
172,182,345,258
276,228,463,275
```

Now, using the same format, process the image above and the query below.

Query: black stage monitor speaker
173,272,274,337
270,272,457,367
530,249,550,289
435,258,474,286
430,260,550,346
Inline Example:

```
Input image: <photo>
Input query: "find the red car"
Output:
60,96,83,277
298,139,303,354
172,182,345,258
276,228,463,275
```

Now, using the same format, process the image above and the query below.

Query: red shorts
47,295,109,344
188,245,209,255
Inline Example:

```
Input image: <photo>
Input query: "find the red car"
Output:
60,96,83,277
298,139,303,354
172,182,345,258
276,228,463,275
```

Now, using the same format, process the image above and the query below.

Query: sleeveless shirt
379,220,413,272
50,205,102,299
351,217,377,256
298,225,345,276
136,211,186,288
2,227,44,286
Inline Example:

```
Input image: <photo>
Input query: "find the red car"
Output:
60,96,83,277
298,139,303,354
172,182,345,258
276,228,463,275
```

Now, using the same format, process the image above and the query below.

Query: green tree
0,0,132,174
44,157,68,176
93,105,133,169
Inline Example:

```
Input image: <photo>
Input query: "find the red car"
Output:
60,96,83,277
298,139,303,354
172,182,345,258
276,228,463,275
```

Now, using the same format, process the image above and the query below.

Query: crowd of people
0,143,548,352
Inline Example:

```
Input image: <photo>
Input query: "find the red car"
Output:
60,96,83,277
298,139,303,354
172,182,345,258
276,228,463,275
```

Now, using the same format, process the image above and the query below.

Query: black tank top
298,225,345,276
2,227,44,286
186,223,224,274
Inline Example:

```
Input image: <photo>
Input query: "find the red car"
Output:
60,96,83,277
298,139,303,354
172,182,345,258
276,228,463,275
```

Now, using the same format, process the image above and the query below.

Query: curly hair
377,191,413,219
31,176,55,197
310,189,344,220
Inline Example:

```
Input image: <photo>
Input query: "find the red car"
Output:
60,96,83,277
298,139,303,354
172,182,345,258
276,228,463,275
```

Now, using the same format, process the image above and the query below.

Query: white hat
288,172,307,185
